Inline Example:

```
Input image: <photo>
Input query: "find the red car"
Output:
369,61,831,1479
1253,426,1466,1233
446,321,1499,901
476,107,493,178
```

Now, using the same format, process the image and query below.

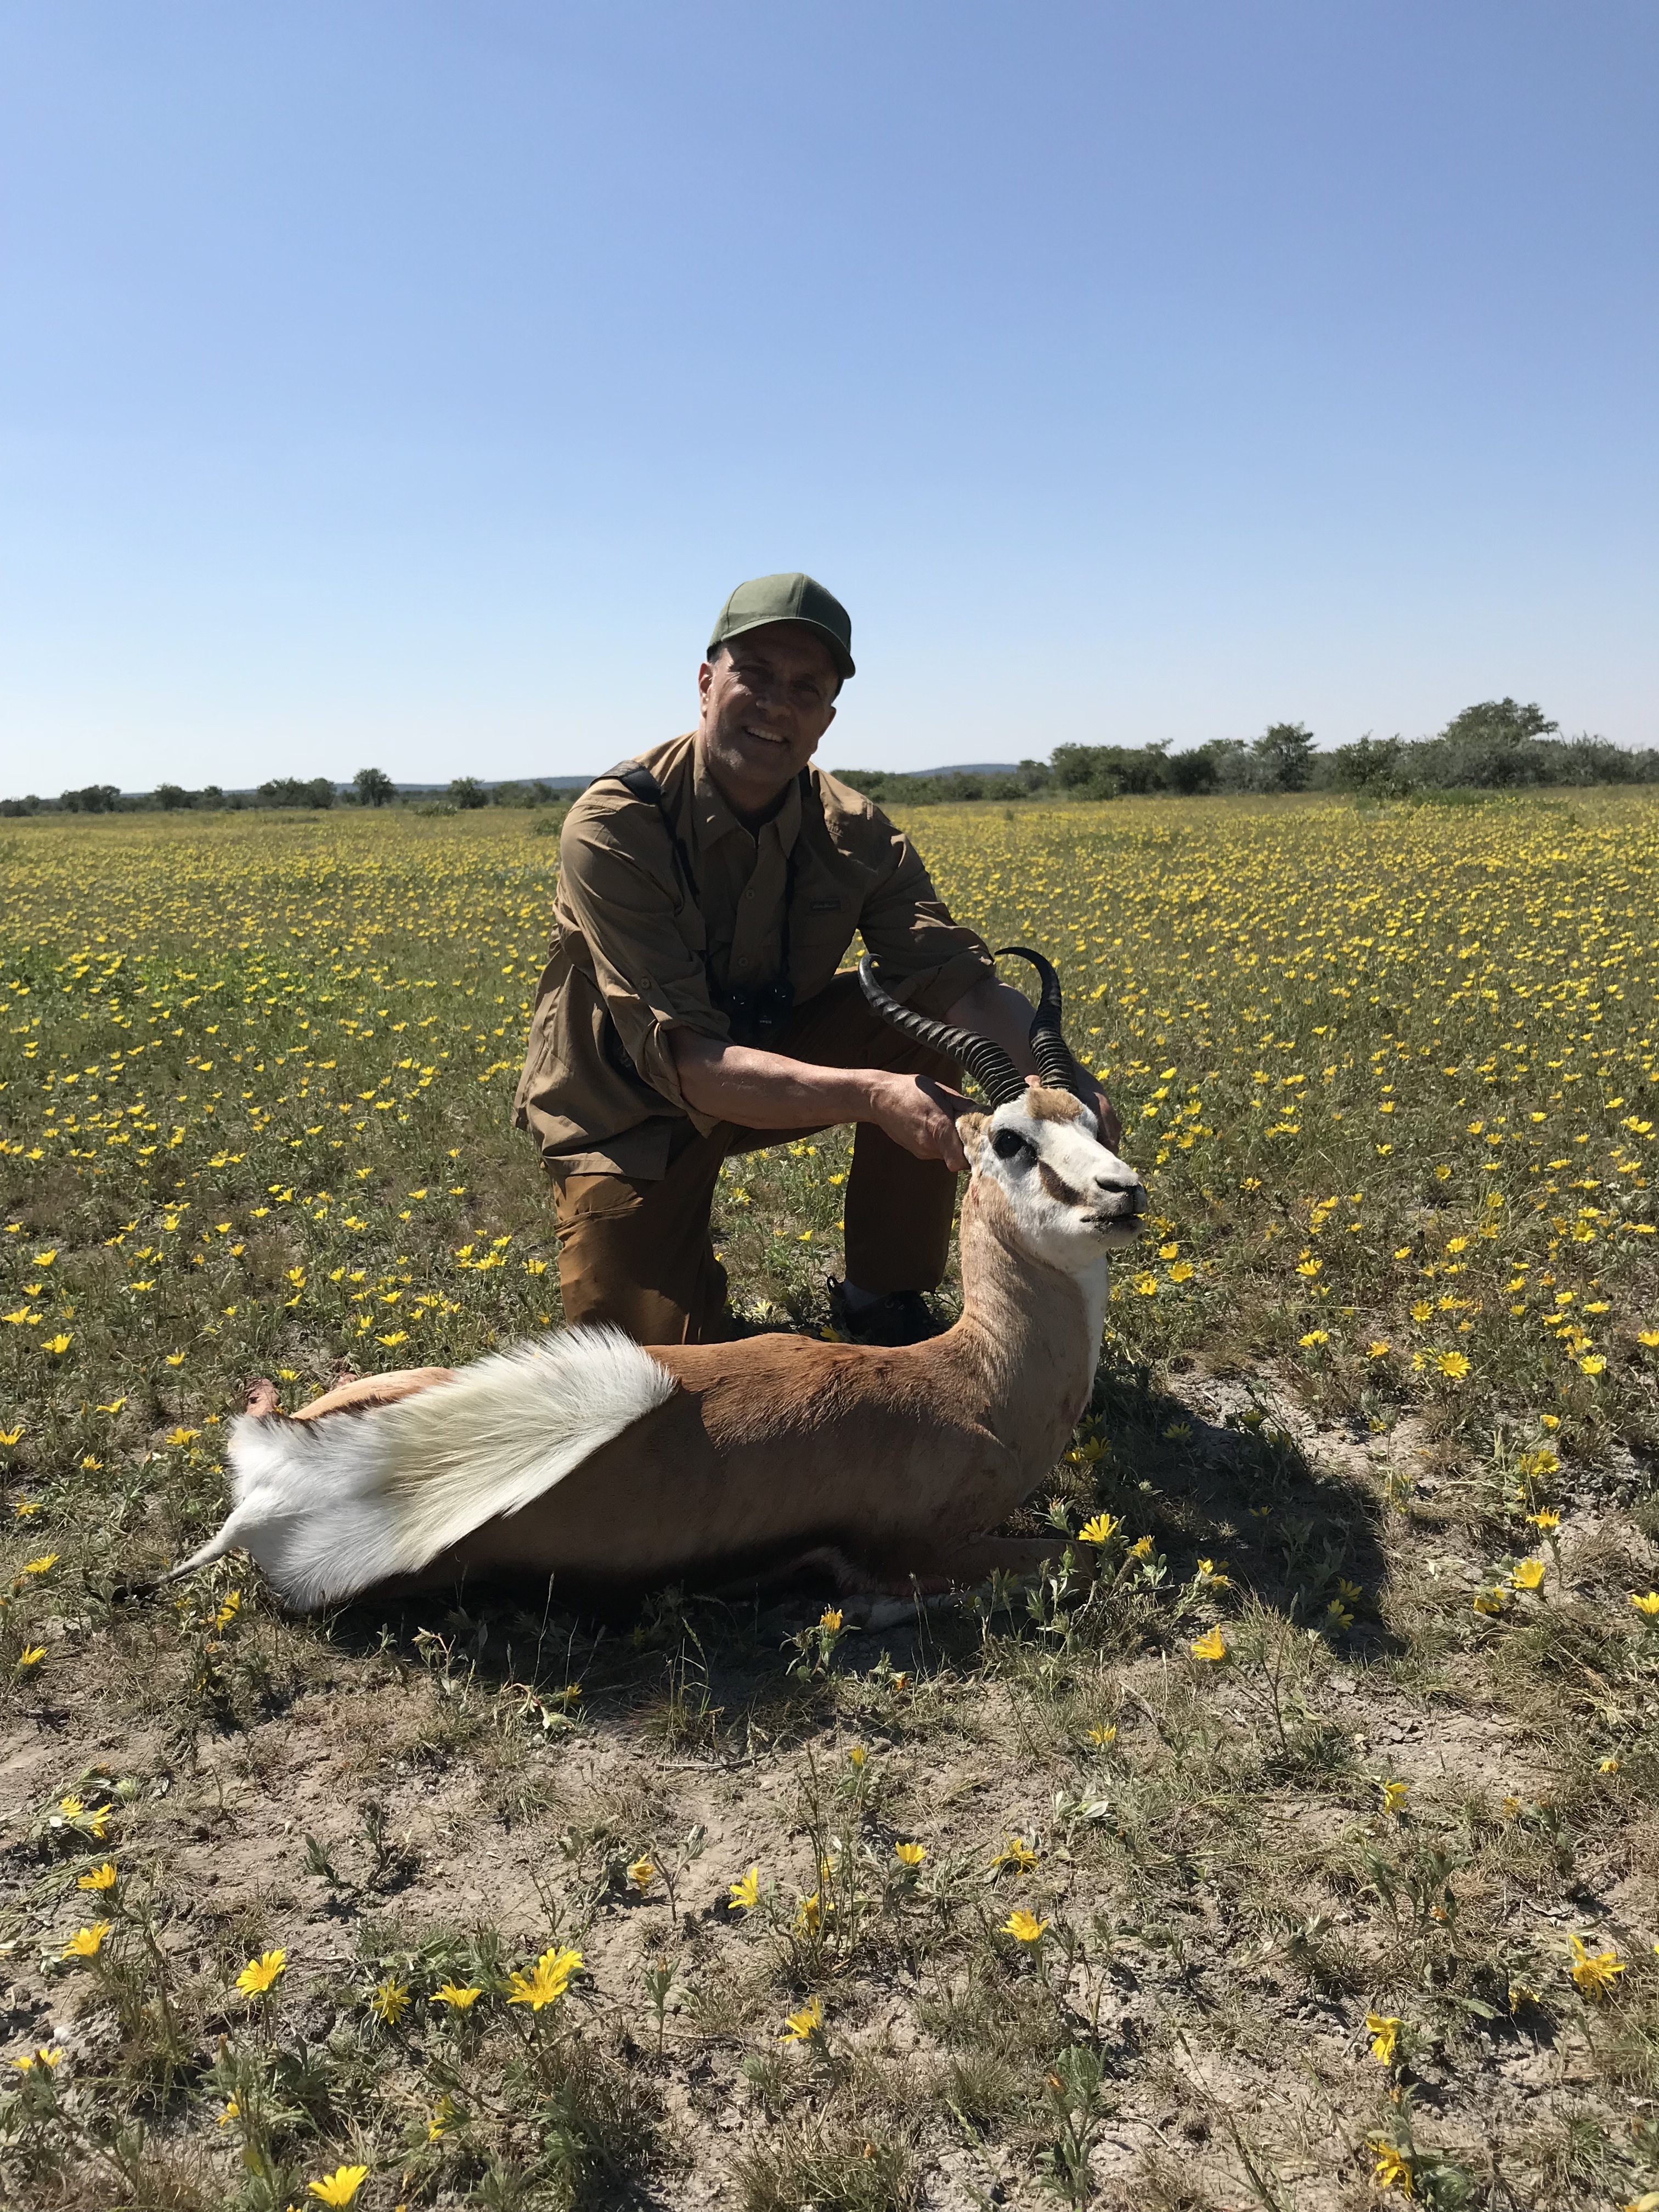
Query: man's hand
864,1070,975,1172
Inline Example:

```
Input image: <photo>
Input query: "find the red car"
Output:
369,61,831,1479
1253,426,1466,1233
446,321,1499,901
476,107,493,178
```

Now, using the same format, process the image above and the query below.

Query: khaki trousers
548,972,962,1344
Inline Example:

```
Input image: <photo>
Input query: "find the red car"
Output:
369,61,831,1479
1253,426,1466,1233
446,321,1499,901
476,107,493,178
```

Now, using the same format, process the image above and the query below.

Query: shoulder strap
601,759,700,904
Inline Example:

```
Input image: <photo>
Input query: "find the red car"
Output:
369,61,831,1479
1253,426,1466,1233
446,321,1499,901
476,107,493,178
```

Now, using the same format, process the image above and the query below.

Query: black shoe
827,1280,944,1347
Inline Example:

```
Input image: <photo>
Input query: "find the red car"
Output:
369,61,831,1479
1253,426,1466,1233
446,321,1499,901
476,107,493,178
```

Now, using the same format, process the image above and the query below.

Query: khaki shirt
513,732,994,1177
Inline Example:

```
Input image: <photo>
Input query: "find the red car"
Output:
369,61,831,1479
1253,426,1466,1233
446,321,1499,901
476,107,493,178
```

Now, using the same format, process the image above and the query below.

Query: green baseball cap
708,572,855,681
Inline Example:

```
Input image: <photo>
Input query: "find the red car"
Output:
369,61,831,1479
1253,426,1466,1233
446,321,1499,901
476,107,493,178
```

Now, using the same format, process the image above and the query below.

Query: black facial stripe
1037,1161,1081,1206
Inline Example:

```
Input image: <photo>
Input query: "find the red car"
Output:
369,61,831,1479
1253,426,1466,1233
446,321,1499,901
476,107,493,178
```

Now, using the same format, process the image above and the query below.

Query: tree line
0,770,569,818
837,699,1659,806
8,700,1655,821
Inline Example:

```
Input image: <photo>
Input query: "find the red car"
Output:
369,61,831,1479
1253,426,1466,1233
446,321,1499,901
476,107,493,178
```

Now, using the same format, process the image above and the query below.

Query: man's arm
945,976,1123,1151
669,1033,974,1172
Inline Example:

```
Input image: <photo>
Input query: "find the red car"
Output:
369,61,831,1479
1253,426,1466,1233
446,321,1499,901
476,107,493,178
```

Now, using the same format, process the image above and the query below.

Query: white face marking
971,1092,1146,1271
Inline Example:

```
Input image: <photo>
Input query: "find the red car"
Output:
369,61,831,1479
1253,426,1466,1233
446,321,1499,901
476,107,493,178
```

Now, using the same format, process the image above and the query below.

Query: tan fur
1026,1089,1084,1122
232,1086,1144,1605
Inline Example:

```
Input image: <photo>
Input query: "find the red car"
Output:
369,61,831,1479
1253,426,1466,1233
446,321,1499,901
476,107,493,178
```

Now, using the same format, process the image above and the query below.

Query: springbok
172,951,1146,1610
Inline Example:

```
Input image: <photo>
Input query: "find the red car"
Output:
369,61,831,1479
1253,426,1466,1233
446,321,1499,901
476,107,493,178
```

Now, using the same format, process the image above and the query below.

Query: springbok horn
995,945,1089,1101
857,956,1028,1108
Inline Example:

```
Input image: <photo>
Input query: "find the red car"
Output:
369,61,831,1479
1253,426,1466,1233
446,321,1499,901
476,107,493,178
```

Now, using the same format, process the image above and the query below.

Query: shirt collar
690,748,804,859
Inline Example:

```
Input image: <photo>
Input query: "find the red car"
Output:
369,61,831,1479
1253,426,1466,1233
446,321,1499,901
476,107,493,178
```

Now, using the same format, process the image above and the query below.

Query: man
514,572,1119,1346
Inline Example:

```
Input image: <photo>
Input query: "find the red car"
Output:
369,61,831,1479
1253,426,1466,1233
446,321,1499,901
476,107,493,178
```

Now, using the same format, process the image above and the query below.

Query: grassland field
1,788,1657,2212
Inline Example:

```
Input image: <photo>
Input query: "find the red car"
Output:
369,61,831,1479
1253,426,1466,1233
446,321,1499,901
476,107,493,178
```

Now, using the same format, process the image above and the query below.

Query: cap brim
708,613,854,682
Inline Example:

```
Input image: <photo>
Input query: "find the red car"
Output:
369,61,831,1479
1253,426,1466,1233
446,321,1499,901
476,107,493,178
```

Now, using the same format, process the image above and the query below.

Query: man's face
697,623,840,816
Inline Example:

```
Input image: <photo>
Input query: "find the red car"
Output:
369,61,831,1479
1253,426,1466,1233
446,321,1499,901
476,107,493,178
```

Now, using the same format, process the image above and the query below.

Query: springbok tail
171,1327,676,1611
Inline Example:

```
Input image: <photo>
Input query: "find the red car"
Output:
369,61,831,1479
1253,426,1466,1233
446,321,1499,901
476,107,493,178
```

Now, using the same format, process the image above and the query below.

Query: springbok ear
957,1109,989,1159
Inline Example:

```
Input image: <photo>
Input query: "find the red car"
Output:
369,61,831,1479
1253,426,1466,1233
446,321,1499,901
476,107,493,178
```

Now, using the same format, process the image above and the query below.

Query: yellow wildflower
992,1835,1040,1875
627,1855,654,1895
1077,1512,1120,1544
506,1945,582,2011
1567,1934,1624,1998
1629,1592,1659,1618
1368,2139,1413,2193
236,1949,287,1996
894,1841,927,1866
430,1981,482,2008
1002,1909,1049,1944
77,1862,117,1891
1189,1626,1227,1662
307,2168,369,2206
1510,1558,1546,1590
1380,1779,1409,1816
779,1996,823,2042
61,1922,111,1959
369,1978,409,2023
727,1866,760,1913
1366,2011,1401,2064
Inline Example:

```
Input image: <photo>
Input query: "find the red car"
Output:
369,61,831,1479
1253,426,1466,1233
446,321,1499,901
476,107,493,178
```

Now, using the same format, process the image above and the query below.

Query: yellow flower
794,1891,824,1935
21,1553,59,1576
818,1607,843,1631
236,1949,287,1996
1436,1350,1470,1380
165,1351,186,1366
627,1855,654,1895
1510,1559,1546,1590
430,1981,482,2008
1086,1723,1118,1747
215,1589,242,1629
1189,1626,1227,1662
1367,1339,1390,1358
894,1841,927,1866
1128,1534,1154,1560
1629,1592,1659,1618
61,1922,111,1959
1638,1330,1659,1349
1166,1261,1194,1282
308,2166,369,2206
1368,2138,1413,2193
506,1945,582,2011
42,1334,72,1356
369,1978,409,2023
1599,1756,1620,1774
1410,1300,1434,1323
1380,1778,1409,1816
1002,1909,1049,1944
12,2045,63,2072
779,1996,823,2042
16,1645,47,1671
0,1425,22,1446
1077,1512,1120,1545
1366,2011,1401,2064
1578,1353,1606,1375
78,1862,117,1891
165,1427,199,1447
1527,1508,1560,1530
727,1865,760,1913
1298,1329,1329,1347
1567,1933,1625,1998
1472,1588,1506,1617
992,1835,1040,1875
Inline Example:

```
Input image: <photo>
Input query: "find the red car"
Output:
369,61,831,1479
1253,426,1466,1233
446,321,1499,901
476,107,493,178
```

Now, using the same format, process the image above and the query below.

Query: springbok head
859,947,1147,1272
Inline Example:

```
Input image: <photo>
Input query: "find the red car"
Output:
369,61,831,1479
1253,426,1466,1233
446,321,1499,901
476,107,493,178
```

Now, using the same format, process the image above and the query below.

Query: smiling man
514,572,1118,1345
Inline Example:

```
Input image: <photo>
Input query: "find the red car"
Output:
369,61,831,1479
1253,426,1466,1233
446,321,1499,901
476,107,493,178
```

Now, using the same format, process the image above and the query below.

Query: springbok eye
991,1127,1029,1162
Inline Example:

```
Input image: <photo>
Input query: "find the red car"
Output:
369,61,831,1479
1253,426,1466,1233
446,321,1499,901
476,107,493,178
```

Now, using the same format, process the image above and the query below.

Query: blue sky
3,1,1655,791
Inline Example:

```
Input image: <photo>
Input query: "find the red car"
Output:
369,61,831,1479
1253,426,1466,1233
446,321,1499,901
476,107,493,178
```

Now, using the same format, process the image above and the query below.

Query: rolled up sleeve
557,817,727,1120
